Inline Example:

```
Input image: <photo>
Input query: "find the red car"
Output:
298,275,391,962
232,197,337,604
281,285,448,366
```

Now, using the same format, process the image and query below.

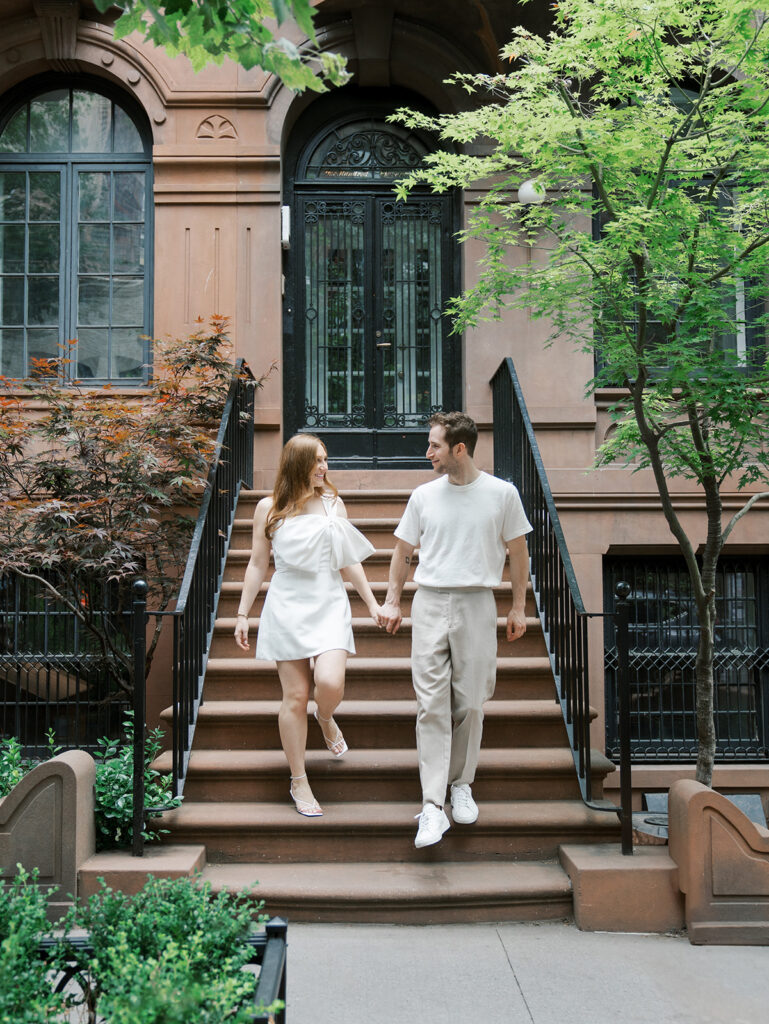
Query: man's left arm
505,535,529,642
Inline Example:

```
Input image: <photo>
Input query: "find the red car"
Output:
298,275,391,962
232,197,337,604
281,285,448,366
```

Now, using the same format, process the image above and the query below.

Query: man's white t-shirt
394,472,532,589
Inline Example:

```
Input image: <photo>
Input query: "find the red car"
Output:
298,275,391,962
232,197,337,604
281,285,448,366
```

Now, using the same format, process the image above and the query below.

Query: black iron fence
604,555,769,761
0,573,131,754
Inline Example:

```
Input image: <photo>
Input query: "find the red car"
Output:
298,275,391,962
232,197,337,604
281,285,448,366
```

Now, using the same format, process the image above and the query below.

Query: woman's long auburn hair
265,434,338,539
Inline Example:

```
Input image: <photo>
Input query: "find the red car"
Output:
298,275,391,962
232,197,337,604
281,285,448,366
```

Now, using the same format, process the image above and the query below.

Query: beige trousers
411,586,498,807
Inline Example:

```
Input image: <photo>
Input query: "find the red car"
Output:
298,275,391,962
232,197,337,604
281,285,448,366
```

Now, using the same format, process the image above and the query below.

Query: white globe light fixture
517,178,546,205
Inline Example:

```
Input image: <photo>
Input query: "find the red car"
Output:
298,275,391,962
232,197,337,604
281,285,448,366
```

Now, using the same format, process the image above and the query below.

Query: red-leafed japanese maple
0,316,257,694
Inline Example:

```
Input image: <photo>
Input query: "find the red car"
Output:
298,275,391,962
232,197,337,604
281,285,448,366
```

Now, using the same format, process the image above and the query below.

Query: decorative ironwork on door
300,195,449,431
285,109,459,464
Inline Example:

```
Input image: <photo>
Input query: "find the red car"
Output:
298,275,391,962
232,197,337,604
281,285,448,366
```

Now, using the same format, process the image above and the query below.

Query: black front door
285,188,459,467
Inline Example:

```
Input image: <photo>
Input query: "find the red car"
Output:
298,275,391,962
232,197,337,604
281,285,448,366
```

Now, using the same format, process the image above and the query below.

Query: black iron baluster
615,581,633,855
131,578,148,857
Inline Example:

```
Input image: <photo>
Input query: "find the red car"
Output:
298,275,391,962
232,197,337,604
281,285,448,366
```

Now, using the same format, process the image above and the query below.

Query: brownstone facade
1,0,767,807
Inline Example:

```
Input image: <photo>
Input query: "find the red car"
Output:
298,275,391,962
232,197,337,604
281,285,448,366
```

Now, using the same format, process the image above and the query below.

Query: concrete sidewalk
285,920,768,1024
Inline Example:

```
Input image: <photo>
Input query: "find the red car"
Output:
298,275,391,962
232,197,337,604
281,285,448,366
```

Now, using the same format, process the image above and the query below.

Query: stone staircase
155,485,620,922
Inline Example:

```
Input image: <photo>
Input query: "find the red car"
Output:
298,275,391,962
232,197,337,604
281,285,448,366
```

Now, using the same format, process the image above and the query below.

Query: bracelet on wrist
236,612,248,619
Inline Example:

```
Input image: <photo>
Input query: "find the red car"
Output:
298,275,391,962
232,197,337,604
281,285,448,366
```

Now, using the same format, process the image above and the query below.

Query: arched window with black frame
0,77,153,383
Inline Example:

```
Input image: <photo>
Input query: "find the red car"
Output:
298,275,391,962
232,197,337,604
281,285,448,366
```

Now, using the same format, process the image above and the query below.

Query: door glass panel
112,277,143,325
0,108,28,153
72,92,112,152
26,328,59,362
76,328,108,379
28,223,59,273
0,224,25,272
380,199,443,427
79,223,110,273
114,106,143,152
79,172,110,221
113,224,144,272
111,328,144,377
1,276,24,323
78,275,110,325
29,91,69,152
114,173,144,221
303,199,366,427
27,276,59,324
0,172,26,219
0,327,24,375
28,173,60,221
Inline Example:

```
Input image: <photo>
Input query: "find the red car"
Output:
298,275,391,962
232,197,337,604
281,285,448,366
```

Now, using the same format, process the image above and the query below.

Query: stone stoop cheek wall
668,778,769,945
0,751,95,920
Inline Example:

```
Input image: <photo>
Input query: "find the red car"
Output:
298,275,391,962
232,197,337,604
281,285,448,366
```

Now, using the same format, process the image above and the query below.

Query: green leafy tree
393,0,769,785
95,0,350,90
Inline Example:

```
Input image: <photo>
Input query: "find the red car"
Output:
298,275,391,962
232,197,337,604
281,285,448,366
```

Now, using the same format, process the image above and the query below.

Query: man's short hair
429,411,478,456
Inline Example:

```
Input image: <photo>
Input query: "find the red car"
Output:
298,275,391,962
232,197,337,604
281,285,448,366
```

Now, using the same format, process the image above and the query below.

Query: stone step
154,747,615,804
160,699,571,750
157,799,620,863
200,655,556,702
216,580,538,618
210,616,546,660
200,860,574,923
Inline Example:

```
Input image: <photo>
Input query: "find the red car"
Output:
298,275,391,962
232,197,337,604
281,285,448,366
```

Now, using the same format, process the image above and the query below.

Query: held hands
379,600,402,635
506,607,527,643
234,614,250,650
368,601,385,628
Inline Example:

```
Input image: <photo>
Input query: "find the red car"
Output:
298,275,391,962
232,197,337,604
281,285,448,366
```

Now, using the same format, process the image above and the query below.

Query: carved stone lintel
33,0,81,73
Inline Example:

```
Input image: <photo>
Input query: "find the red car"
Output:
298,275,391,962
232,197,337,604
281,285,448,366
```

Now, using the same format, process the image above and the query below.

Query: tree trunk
694,593,717,786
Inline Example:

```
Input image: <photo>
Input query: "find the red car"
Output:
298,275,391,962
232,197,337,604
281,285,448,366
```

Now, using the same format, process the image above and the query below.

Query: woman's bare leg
276,658,317,807
313,649,348,749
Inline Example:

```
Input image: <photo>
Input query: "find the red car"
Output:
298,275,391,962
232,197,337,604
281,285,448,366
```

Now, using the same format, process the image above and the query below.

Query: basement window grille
603,555,769,761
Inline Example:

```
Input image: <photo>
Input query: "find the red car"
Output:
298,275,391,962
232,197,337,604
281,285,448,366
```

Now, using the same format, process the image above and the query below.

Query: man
380,412,532,848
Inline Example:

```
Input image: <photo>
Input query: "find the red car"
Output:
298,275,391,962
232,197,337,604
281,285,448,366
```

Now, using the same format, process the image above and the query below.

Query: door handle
376,341,391,348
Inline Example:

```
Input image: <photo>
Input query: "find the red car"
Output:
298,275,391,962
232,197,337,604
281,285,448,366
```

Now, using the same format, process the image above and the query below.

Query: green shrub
0,738,34,799
0,730,61,799
0,866,68,1024
66,874,277,1024
92,937,258,1024
92,715,181,850
1,869,280,1024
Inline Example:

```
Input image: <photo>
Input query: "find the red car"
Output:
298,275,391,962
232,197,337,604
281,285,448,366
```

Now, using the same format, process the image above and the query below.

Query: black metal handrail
131,360,255,852
491,357,632,852
165,360,255,796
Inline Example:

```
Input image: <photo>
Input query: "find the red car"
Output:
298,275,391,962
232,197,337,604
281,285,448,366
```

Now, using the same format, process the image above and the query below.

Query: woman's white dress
255,494,375,661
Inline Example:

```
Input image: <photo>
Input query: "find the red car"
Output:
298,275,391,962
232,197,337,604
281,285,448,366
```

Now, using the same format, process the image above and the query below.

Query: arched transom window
0,81,152,383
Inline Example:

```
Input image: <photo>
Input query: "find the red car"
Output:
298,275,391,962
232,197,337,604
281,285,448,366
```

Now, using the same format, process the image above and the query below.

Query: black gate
283,105,460,467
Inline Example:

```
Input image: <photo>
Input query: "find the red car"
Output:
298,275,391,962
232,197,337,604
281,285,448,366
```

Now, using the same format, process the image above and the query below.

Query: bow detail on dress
274,514,375,572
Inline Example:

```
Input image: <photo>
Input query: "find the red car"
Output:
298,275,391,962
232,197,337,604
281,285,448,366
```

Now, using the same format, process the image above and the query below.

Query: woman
234,434,381,817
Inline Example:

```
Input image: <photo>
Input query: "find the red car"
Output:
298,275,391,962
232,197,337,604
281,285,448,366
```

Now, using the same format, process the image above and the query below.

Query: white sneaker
450,784,479,824
414,804,450,848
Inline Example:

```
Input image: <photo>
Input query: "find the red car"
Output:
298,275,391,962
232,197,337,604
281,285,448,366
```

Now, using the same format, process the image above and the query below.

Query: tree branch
722,490,769,543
